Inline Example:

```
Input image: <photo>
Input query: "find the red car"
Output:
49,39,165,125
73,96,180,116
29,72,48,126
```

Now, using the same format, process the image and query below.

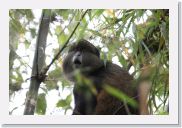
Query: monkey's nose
73,58,81,65
73,57,82,68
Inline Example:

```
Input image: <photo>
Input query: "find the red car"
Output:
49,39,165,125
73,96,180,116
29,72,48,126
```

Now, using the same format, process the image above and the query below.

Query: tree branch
40,10,89,76
24,10,51,115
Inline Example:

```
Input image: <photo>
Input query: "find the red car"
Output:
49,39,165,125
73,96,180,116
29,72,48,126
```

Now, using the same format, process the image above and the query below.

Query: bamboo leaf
56,100,67,108
104,85,138,108
36,93,47,115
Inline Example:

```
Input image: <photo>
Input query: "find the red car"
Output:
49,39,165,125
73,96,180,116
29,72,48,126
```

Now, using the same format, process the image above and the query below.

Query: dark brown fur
63,40,139,115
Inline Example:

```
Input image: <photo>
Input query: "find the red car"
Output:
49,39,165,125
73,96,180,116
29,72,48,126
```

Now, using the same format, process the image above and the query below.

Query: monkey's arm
73,86,97,115
72,87,85,115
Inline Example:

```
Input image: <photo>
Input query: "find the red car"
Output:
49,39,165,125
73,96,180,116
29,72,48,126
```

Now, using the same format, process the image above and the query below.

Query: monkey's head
63,40,104,81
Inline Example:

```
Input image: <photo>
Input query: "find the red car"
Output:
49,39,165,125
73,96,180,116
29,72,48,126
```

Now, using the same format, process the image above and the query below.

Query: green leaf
77,18,88,40
117,53,128,70
45,80,57,90
36,93,47,115
160,22,168,42
122,12,134,27
30,28,36,38
88,10,92,20
58,33,67,45
18,9,34,20
141,41,151,56
95,10,104,17
24,40,30,49
132,23,136,35
10,18,25,34
55,26,62,35
87,29,103,38
62,10,69,20
56,100,67,108
48,68,62,78
91,10,104,19
56,9,70,20
104,85,138,108
55,26,68,45
66,94,72,104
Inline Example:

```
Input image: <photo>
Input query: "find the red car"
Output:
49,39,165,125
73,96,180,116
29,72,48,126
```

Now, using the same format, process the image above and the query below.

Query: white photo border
0,0,180,125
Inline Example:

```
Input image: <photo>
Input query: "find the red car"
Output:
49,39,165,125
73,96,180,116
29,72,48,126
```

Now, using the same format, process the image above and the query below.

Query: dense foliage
9,9,169,115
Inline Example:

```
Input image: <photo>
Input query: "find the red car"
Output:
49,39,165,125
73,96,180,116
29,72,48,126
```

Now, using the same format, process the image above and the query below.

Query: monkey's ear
95,46,101,57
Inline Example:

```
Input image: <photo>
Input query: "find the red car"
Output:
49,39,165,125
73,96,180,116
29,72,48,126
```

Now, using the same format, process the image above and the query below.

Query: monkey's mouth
72,55,82,69
74,59,81,65
73,60,82,69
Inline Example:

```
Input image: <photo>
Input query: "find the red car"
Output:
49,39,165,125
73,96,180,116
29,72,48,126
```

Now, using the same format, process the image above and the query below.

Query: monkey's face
63,40,104,81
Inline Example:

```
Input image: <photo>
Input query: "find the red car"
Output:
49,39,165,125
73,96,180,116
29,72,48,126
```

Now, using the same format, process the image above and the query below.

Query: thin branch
9,102,25,115
41,10,89,76
11,49,32,69
9,107,18,115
